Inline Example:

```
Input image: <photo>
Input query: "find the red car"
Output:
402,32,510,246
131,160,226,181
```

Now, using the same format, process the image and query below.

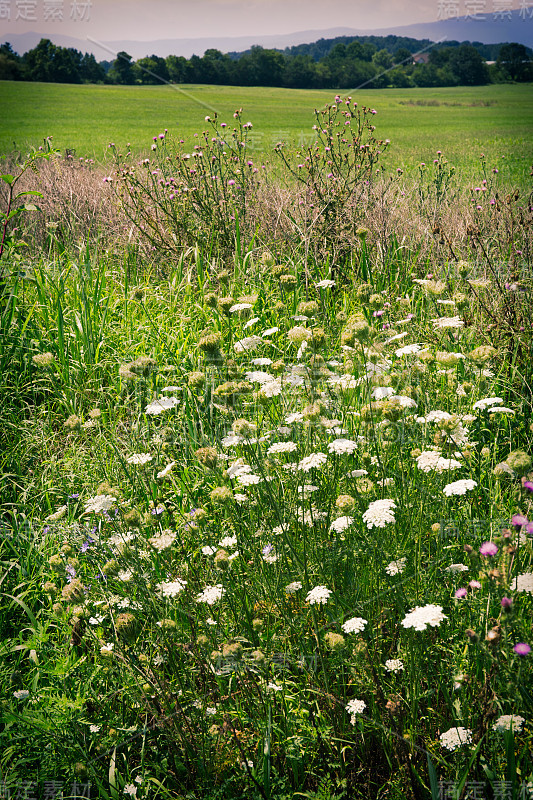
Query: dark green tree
448,44,489,85
497,43,533,81
108,51,135,84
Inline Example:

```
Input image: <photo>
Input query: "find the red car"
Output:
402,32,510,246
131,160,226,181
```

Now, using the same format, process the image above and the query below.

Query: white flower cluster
432,316,464,330
401,604,447,631
126,453,152,465
298,452,328,472
416,450,462,473
267,441,297,455
346,698,366,721
145,396,179,415
330,516,354,533
443,479,477,497
85,494,116,514
149,530,176,552
306,585,332,605
439,727,472,750
196,584,225,604
341,617,367,634
362,499,396,529
385,558,406,576
511,572,533,593
492,714,525,732
385,659,404,673
285,581,302,593
327,438,358,455
158,579,187,598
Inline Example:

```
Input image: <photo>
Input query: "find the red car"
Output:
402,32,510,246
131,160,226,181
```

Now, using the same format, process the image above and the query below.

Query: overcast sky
1,0,441,41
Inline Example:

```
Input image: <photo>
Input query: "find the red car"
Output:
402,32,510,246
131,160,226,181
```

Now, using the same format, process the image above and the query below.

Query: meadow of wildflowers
0,94,532,800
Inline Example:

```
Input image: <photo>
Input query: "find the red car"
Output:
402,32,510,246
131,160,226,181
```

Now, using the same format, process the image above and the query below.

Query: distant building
413,53,430,64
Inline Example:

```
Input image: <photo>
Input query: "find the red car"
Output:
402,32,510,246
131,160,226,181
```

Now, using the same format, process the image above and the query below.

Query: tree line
1,36,531,88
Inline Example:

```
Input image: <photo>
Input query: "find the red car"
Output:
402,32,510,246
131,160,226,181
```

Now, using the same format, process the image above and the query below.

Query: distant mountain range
3,10,532,59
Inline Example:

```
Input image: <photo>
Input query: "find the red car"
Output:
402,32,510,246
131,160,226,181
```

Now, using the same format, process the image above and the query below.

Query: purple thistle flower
501,597,513,610
513,643,531,656
479,541,498,557
522,480,533,493
455,588,467,599
512,514,528,528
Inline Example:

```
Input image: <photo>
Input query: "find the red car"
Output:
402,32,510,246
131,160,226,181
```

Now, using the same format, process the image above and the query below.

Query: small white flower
330,516,354,533
445,563,469,574
268,441,297,455
145,396,179,415
234,335,263,352
196,584,225,604
262,327,279,337
346,698,366,716
395,343,422,357
286,581,303,592
84,494,116,514
443,479,477,497
385,558,406,576
219,535,237,548
488,406,514,415
385,659,404,673
316,279,336,288
237,472,262,486
202,545,217,555
511,572,533,593
229,303,253,313
286,412,304,424
221,434,243,447
492,714,525,732
158,579,187,597
362,499,396,529
401,604,447,631
298,452,328,472
432,316,464,330
157,461,176,479
127,453,152,466
306,585,332,605
473,397,504,410
251,357,272,366
439,727,472,751
245,370,274,384
342,617,367,634
13,690,30,700
149,530,176,552
327,438,357,455
123,785,137,798
372,386,395,399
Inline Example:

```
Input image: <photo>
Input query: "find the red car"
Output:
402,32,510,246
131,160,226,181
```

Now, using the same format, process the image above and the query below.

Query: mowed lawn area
1,80,532,182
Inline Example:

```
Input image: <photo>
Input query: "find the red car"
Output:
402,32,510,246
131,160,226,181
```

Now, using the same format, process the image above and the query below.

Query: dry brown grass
9,152,531,275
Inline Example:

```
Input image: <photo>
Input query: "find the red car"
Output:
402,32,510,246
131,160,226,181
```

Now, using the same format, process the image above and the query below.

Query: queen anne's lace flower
285,581,302,592
85,494,116,514
443,479,477,497
473,397,504,410
346,698,366,718
342,617,367,634
401,604,447,631
433,316,464,330
267,441,297,455
492,714,525,732
127,453,152,465
298,453,328,472
196,585,225,604
363,499,396,529
158,579,187,597
385,659,404,672
511,573,533,593
145,396,179,415
330,516,354,533
385,558,407,576
439,727,472,750
327,438,358,455
306,585,331,605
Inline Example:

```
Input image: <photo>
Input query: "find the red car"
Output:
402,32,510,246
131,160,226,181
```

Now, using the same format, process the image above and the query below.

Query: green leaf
14,190,43,199
427,754,440,800
1,173,14,185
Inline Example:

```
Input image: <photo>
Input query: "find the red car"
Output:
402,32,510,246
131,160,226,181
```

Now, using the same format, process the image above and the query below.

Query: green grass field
1,81,532,182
